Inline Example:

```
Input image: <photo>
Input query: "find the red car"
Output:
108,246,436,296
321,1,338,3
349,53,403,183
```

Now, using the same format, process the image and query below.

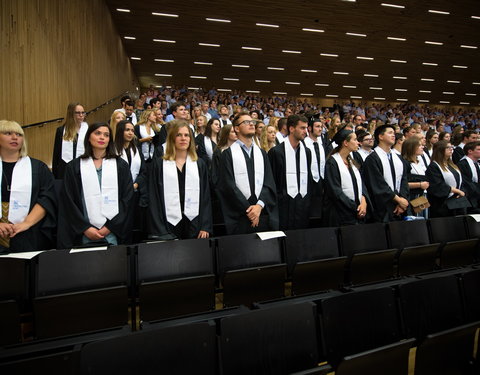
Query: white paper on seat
70,246,108,253
256,231,286,241
467,214,480,222
0,250,44,259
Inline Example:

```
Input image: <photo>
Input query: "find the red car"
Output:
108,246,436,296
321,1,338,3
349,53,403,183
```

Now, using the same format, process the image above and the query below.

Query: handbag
446,195,472,210
410,195,430,214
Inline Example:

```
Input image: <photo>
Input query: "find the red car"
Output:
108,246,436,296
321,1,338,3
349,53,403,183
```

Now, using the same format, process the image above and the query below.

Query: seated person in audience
456,141,480,214
268,115,313,230
114,120,148,241
0,120,56,253
217,112,278,234
363,124,409,222
147,120,212,240
52,102,88,179
426,140,467,218
452,130,478,164
57,123,133,248
196,118,220,167
323,127,368,226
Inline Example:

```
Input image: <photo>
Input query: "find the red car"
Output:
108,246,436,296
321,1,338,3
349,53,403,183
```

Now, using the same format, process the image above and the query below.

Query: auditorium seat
33,247,130,339
219,302,331,375
335,338,415,375
136,238,215,323
318,286,403,367
215,233,286,307
284,228,346,294
339,223,388,257
414,321,479,375
80,322,217,375
459,267,480,323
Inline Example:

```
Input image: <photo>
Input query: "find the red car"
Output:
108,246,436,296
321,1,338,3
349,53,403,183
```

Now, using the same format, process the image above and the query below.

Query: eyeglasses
239,120,255,125
75,111,87,115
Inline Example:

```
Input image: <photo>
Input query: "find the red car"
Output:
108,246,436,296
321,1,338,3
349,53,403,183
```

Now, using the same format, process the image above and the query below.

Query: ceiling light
387,36,407,41
447,80,460,83
268,67,285,70
465,93,477,96
393,76,407,79
419,90,432,93
381,3,405,8
443,92,455,94
302,28,324,32
351,96,363,99
152,12,178,17
425,41,443,45
246,90,260,93
153,39,176,43
232,64,249,68
217,89,232,92
374,97,386,100
320,53,339,57
154,59,174,62
460,102,470,105
116,8,130,12
242,46,262,51
286,82,301,85
343,85,357,88
256,23,279,28
460,45,478,49
472,16,480,19
346,32,367,37
473,82,480,85
301,69,318,73
255,80,271,83
130,57,141,60
397,98,408,101
301,93,314,96
391,59,407,63
124,36,136,40
364,74,379,77
422,62,438,66
334,71,349,75
428,10,450,15
194,61,213,65
198,43,220,47
395,88,408,91
453,65,468,69
274,92,287,95
419,100,430,103
315,83,329,87
187,87,200,90
369,87,383,90
440,101,450,104
223,78,239,81
282,49,301,54
190,76,207,79
155,73,172,77
326,94,338,97
357,56,374,60
205,18,231,23
421,78,435,81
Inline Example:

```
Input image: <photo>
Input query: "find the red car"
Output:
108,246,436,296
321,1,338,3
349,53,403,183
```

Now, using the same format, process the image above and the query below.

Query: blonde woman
260,124,276,152
109,110,126,136
134,109,160,162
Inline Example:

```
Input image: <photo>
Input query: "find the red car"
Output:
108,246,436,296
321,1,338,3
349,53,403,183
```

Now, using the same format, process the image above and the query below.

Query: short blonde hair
0,120,27,157
163,120,198,161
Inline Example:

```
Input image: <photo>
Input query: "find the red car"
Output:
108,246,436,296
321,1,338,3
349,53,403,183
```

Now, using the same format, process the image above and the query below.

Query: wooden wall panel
0,0,139,165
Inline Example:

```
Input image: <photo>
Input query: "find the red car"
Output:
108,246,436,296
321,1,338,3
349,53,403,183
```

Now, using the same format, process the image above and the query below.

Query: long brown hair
163,120,198,161
401,136,421,163
431,140,458,172
63,102,84,141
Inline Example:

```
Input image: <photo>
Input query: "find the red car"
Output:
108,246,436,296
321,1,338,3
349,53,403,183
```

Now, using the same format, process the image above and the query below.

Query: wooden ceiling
105,0,480,105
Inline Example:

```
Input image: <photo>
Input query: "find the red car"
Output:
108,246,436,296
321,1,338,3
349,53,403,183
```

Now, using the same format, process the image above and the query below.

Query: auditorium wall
0,0,138,166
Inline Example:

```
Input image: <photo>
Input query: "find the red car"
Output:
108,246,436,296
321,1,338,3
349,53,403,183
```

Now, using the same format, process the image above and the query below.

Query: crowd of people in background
1,84,479,254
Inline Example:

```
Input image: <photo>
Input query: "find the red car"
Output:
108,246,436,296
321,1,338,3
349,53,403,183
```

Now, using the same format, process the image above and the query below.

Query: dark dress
217,146,279,235
457,158,480,212
0,158,56,253
57,157,134,249
52,125,82,179
268,142,313,230
195,134,217,168
147,157,212,239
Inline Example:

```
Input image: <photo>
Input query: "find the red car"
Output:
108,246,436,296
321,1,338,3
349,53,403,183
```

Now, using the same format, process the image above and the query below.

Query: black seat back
339,223,388,257
429,216,468,244
388,220,430,249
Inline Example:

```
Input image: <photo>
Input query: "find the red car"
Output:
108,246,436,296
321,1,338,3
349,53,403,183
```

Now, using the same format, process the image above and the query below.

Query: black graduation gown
195,134,216,168
210,148,224,225
57,157,134,249
217,146,279,235
457,159,480,211
303,140,324,220
425,163,466,218
362,151,409,223
407,163,427,200
323,157,369,226
352,151,364,171
52,125,80,179
147,157,212,239
1,159,57,253
452,146,465,165
134,125,160,162
268,142,313,230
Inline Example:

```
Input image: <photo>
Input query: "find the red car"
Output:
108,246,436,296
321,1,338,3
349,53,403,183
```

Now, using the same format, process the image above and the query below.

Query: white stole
276,132,285,144
304,137,325,181
204,136,214,160
285,137,308,198
435,162,461,198
61,122,88,162
410,161,426,176
0,157,32,224
463,157,478,183
80,158,119,229
163,157,199,225
120,148,141,182
331,153,362,202
139,125,154,160
231,142,264,200
374,147,403,192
